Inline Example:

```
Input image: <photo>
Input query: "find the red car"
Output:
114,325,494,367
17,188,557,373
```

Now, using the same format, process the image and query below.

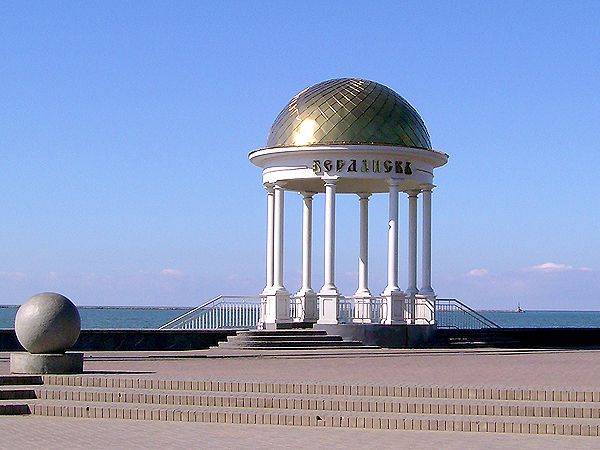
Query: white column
300,192,314,293
322,179,338,293
263,184,275,294
273,184,285,291
296,192,318,323
406,190,419,296
384,180,400,294
262,183,291,329
420,184,435,296
383,179,404,324
317,178,339,325
355,193,371,296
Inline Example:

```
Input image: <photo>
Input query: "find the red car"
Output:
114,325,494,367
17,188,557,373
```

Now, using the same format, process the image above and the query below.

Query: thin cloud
527,262,592,273
159,269,186,279
466,268,489,277
0,271,27,282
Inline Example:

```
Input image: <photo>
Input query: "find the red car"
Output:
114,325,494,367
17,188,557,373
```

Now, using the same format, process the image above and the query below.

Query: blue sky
1,1,598,309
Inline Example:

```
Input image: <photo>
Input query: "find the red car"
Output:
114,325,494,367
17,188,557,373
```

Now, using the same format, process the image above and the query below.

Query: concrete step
26,399,600,435
0,401,31,415
218,340,365,349
237,330,328,337
0,379,39,416
0,387,37,400
228,334,344,342
40,376,600,403
220,329,370,350
34,385,600,419
0,375,43,386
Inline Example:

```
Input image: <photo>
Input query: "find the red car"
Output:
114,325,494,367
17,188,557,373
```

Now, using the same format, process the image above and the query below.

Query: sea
0,305,192,329
2,305,600,329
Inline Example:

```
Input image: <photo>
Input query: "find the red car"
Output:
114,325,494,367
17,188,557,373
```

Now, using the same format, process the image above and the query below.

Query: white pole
407,190,419,296
273,184,285,291
264,184,275,293
323,179,337,291
301,192,314,293
384,180,400,294
356,193,371,296
421,185,435,295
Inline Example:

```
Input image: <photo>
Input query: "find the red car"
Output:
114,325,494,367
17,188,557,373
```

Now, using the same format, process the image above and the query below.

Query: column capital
357,192,371,200
420,183,436,192
264,182,275,193
300,191,316,199
322,176,338,187
405,189,420,198
387,178,401,188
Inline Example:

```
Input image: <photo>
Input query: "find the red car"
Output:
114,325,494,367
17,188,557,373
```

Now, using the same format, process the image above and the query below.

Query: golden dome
265,78,432,150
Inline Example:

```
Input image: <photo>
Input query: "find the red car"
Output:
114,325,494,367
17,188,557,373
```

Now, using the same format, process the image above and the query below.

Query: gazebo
249,78,448,331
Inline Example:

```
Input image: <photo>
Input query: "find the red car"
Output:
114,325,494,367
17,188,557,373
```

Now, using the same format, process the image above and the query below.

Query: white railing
160,293,493,330
290,294,304,322
403,294,436,324
159,295,261,330
338,296,387,324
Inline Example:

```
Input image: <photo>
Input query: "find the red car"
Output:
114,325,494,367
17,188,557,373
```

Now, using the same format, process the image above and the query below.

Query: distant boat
516,303,525,313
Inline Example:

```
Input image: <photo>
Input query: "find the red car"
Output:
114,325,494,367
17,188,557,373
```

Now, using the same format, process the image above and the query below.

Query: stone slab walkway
0,416,597,449
1,348,600,447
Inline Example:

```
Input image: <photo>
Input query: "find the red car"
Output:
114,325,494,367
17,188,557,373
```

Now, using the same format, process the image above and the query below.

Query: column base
382,290,406,325
415,294,436,324
294,290,318,323
258,289,291,329
352,292,372,323
317,289,339,325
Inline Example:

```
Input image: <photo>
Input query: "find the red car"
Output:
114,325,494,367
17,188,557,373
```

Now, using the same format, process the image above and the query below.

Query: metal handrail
338,296,387,324
435,298,500,329
159,294,498,330
159,295,260,329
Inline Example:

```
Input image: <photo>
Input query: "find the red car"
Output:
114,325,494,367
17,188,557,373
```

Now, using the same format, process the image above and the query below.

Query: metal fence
160,295,499,330
435,298,500,329
159,295,260,330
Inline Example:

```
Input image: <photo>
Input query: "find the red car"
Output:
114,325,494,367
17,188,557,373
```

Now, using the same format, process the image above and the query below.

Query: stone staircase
2,374,600,436
0,375,42,415
214,329,369,350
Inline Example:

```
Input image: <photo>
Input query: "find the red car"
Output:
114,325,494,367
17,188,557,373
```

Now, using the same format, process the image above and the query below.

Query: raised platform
314,323,436,348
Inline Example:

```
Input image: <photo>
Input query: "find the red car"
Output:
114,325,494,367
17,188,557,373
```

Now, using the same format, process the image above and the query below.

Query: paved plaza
2,348,600,448
0,415,597,449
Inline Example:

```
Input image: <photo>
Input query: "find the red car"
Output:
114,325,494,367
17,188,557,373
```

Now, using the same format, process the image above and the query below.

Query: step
0,375,43,386
0,401,30,415
26,399,600,435
219,339,364,348
237,330,328,337
0,387,37,400
228,335,344,342
40,376,600,403
34,385,600,419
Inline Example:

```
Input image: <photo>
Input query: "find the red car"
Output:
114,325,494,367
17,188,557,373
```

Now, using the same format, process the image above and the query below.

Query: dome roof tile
265,78,432,150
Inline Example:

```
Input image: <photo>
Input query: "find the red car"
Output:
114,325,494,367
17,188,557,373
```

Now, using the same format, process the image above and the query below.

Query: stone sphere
15,292,81,354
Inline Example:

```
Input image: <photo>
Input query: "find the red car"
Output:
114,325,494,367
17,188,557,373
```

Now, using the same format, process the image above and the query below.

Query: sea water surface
0,306,192,329
2,306,600,329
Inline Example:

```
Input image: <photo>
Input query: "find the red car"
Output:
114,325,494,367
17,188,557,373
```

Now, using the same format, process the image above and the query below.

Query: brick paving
2,348,596,389
0,416,598,449
1,348,600,447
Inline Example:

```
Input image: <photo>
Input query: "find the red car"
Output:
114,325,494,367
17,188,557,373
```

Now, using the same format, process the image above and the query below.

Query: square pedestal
10,352,84,374
317,293,339,325
260,290,292,329
383,291,406,324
